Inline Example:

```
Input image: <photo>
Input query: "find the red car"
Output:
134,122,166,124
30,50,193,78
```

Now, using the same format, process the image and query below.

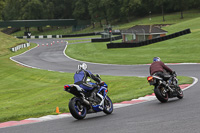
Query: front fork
97,88,108,107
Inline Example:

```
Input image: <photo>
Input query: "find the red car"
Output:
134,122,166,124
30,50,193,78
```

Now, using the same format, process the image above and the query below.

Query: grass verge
0,32,193,122
66,17,200,64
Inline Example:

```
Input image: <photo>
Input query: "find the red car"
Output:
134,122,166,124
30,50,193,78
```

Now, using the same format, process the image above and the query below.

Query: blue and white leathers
74,69,100,91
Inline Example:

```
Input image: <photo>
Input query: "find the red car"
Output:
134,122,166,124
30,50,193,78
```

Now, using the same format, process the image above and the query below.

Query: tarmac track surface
2,38,200,133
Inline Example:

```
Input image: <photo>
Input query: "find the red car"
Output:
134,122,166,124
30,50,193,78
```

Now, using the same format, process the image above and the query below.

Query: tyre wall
107,29,191,49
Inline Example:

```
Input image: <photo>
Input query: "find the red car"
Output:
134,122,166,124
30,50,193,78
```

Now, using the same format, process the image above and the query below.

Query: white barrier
31,36,35,39
16,35,61,39
47,35,52,38
10,43,31,52
39,35,43,39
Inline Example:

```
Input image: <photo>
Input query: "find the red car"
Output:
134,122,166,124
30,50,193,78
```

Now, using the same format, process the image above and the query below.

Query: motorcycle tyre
103,96,113,114
69,97,87,120
154,86,168,103
177,87,184,99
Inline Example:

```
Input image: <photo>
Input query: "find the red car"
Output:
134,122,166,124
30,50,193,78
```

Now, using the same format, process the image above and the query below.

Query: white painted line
25,114,71,122
137,96,156,101
182,77,198,91
10,44,41,69
113,104,132,109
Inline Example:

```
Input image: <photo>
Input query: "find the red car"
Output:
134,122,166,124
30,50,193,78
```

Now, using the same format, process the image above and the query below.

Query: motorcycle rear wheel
69,97,87,120
103,96,113,114
154,86,168,103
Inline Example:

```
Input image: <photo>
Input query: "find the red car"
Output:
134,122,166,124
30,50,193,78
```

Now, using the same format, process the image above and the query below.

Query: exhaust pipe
82,98,90,106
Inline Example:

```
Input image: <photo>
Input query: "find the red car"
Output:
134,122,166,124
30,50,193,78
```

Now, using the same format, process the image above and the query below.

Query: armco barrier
92,35,122,42
62,32,100,37
107,29,191,49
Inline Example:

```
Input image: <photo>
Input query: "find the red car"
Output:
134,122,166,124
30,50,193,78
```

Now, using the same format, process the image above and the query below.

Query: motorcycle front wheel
154,86,168,103
103,96,113,114
177,86,184,99
69,97,87,120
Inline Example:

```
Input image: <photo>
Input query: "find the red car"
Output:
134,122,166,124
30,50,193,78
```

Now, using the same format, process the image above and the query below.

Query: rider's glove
100,81,104,85
172,71,177,76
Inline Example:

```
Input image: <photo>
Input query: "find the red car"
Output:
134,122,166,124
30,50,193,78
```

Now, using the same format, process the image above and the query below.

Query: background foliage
0,0,199,24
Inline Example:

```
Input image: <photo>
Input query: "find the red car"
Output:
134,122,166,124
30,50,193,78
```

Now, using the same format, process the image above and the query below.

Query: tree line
0,0,199,26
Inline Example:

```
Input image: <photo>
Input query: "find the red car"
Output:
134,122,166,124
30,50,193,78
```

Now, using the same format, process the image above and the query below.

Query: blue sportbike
64,75,113,120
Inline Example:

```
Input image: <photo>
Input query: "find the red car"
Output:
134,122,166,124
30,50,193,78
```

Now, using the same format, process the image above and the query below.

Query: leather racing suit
74,69,101,91
150,61,173,79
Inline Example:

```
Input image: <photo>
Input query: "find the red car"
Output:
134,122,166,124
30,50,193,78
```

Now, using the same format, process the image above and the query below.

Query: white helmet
78,63,87,70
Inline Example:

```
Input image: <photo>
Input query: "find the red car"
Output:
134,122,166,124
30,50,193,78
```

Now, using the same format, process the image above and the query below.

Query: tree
120,0,141,22
0,0,5,20
50,0,74,19
99,0,123,24
98,0,109,25
42,0,54,19
2,0,26,20
154,0,169,21
87,0,111,27
169,0,191,19
21,0,44,20
2,0,74,20
72,0,90,20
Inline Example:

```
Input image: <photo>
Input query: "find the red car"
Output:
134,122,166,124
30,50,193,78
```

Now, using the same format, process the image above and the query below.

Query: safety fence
16,35,62,39
107,29,191,49
15,32,122,40
15,32,101,39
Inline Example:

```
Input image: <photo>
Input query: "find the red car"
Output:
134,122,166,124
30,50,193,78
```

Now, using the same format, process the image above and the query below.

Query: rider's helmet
153,57,161,62
78,63,87,70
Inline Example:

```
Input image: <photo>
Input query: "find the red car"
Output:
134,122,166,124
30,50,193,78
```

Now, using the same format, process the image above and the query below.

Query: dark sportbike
64,75,113,120
147,72,183,103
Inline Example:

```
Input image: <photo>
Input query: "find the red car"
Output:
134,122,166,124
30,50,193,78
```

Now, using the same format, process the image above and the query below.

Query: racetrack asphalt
1,38,200,133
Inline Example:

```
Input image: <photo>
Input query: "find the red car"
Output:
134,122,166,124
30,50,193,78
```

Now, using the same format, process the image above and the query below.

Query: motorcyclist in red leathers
149,57,173,79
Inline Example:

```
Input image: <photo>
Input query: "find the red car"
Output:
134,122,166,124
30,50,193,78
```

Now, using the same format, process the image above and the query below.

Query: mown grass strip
66,17,200,64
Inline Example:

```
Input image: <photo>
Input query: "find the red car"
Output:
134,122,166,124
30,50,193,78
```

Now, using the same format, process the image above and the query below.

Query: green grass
0,32,27,56
0,53,192,122
66,17,200,64
0,32,193,122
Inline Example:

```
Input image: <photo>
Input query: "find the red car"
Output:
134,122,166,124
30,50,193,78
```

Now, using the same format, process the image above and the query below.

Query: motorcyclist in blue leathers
74,63,101,92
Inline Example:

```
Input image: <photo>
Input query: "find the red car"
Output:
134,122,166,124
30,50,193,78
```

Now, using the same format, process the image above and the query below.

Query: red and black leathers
150,61,173,75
